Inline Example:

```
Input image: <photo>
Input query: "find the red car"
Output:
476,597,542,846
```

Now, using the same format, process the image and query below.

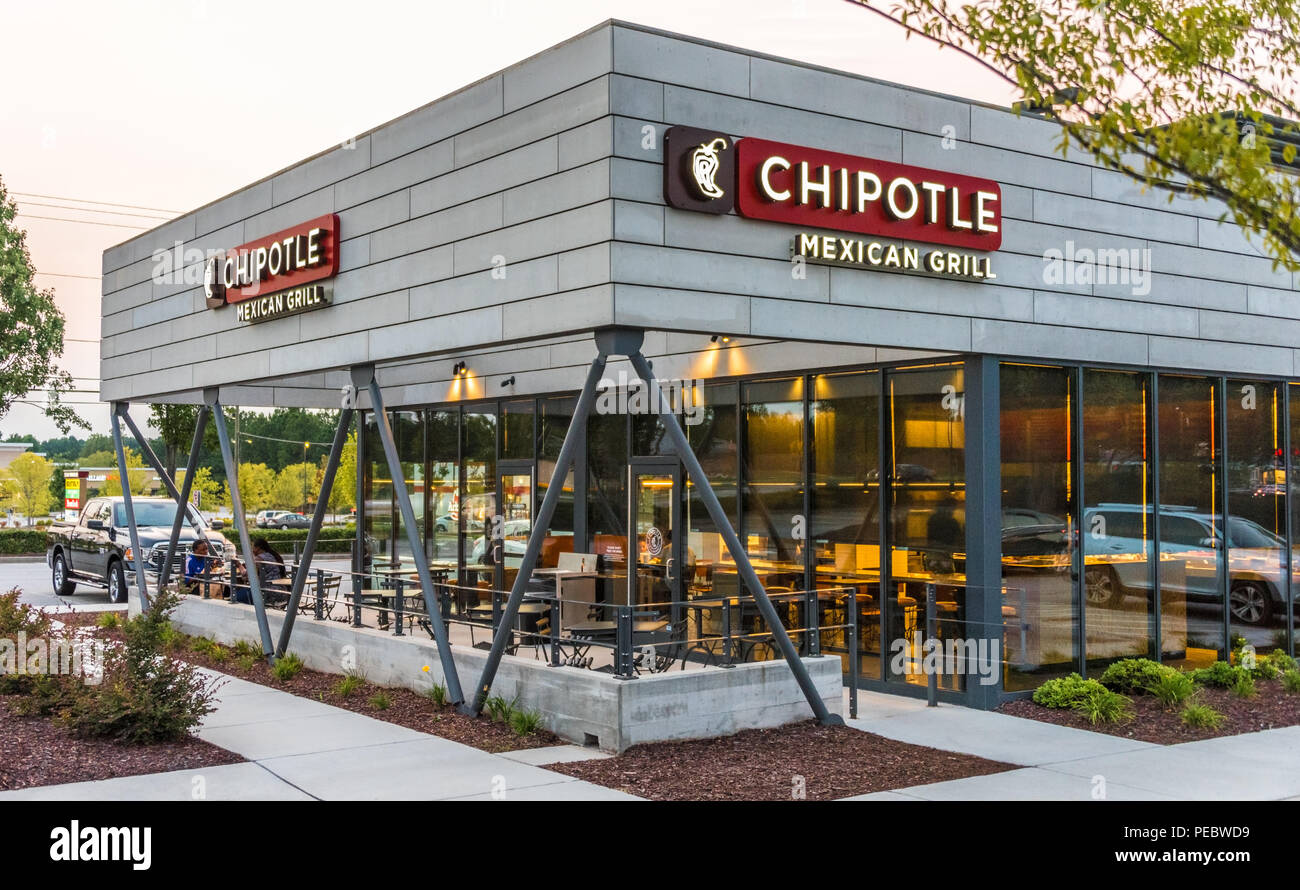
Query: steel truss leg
361,366,466,705
463,351,609,716
110,403,151,616
276,406,354,657
206,390,277,663
627,351,838,725
117,406,210,597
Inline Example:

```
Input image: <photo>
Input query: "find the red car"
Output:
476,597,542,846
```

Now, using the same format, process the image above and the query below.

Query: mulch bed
549,721,1014,801
999,679,1300,744
0,696,243,792
55,611,560,755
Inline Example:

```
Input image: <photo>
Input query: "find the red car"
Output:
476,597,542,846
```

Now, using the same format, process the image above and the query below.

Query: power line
10,191,182,215
35,271,101,281
17,200,173,221
15,213,151,231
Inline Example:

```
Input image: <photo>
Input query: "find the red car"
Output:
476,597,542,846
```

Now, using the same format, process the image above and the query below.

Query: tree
327,431,358,520
272,462,318,513
5,452,54,523
148,404,201,479
0,178,85,432
100,447,151,496
230,463,276,515
176,466,225,513
79,434,113,458
849,0,1300,270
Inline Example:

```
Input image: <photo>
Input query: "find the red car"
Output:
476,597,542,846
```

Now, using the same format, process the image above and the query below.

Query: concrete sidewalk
0,668,637,802
842,690,1300,801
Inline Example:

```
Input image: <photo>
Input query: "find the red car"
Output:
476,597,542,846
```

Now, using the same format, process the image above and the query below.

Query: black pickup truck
46,497,231,603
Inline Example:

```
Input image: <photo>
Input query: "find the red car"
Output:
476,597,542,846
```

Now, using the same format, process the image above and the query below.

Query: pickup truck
47,497,231,603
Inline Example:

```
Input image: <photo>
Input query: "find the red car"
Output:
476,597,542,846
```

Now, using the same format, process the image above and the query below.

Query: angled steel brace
110,403,151,615
206,390,277,664
360,366,465,705
275,405,354,657
463,349,610,716
118,406,210,596
628,349,838,725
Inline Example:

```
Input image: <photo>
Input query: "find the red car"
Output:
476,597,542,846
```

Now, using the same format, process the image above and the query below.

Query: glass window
427,410,459,563
886,365,965,690
684,382,738,594
1081,370,1153,676
391,411,424,564
811,371,882,679
362,413,392,564
1158,375,1225,666
1000,364,1077,691
537,396,576,553
501,400,534,462
461,410,496,588
587,407,628,576
1225,380,1286,654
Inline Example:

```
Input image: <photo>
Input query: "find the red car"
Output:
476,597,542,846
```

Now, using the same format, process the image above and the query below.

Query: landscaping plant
271,652,304,683
1190,661,1248,689
508,707,544,737
1147,671,1196,707
426,682,448,707
1180,703,1226,730
368,691,391,710
334,672,365,698
1099,658,1177,694
1282,671,1300,694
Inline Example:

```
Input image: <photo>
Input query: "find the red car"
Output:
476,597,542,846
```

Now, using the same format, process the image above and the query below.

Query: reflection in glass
1225,380,1286,654
462,411,496,590
1000,364,1077,691
537,396,575,558
1081,370,1153,675
427,410,459,563
362,413,391,564
501,400,534,461
587,409,628,579
1158,375,1225,666
682,383,738,655
887,365,965,690
810,371,882,679
738,378,805,656
391,411,424,564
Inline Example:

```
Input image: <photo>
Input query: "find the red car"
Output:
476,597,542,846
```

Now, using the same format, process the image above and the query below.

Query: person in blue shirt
184,537,223,598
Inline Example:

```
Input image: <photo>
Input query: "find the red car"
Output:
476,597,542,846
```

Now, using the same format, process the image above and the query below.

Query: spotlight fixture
452,361,467,376
710,334,733,344
500,375,516,388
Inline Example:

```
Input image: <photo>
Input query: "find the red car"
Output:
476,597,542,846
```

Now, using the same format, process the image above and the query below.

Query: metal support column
464,350,610,715
110,403,151,615
207,390,276,663
276,406,354,656
627,349,839,726
361,365,465,705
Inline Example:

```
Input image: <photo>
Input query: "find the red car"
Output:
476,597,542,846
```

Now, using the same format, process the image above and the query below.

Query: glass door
495,463,534,592
628,460,683,619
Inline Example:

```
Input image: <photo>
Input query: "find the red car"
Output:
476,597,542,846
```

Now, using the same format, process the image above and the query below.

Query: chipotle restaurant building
102,20,1300,710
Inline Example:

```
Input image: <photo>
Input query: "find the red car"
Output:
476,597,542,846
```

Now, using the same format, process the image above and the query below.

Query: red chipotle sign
203,214,339,323
664,128,1002,254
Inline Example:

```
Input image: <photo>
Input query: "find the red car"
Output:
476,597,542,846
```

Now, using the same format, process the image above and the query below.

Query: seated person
184,538,224,598
251,536,287,584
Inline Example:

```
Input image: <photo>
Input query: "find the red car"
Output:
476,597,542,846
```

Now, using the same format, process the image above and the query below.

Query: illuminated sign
204,214,339,323
792,232,995,281
664,128,1003,252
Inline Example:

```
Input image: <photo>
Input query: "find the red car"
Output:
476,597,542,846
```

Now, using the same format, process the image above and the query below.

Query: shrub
1072,687,1133,725
59,588,219,743
1147,671,1196,706
1282,670,1300,694
190,636,219,656
1230,674,1257,699
1032,673,1106,709
232,639,261,659
334,672,365,698
1181,703,1226,730
368,691,391,710
1099,658,1177,693
1267,649,1298,674
1190,661,1247,689
96,612,121,630
0,588,51,636
271,652,304,683
0,529,51,555
426,683,448,707
158,624,185,653
236,654,257,672
485,694,515,723
508,707,544,736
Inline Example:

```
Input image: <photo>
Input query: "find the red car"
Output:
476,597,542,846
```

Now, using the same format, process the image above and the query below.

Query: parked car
46,497,230,604
269,512,311,529
1082,503,1289,625
255,509,283,528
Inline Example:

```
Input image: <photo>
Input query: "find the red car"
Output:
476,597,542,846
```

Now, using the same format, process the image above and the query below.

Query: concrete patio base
171,597,842,752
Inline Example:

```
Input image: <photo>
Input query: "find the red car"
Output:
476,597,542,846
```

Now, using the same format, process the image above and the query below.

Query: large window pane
587,409,627,577
390,411,424,564
684,381,738,580
501,400,534,461
1158,375,1225,666
1081,370,1154,675
1226,380,1287,653
362,413,393,563
811,371,882,679
427,410,459,563
1000,364,1077,691
537,396,576,556
461,410,496,588
887,365,965,690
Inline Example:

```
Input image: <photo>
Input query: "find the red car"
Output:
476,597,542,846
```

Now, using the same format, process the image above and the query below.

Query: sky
0,0,1014,442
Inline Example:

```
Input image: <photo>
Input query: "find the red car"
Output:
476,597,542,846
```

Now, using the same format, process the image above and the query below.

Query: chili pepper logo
690,137,728,199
